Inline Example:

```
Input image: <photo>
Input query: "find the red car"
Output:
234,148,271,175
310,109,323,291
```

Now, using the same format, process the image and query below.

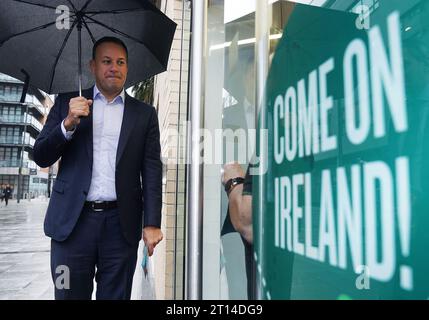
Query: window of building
7,127,13,139
0,84,22,101
0,147,19,159
0,175,16,186
4,148,11,159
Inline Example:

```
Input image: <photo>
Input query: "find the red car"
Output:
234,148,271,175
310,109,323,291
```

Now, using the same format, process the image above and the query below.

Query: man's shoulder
126,94,156,113
53,91,80,107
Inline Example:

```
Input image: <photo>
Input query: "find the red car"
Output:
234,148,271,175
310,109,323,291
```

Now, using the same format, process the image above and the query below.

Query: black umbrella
0,0,176,95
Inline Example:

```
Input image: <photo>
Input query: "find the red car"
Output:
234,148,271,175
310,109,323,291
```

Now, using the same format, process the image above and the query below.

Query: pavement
0,198,148,300
0,198,52,300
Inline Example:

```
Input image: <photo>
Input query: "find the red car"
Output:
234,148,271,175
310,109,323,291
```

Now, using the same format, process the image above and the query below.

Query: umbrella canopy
0,0,176,94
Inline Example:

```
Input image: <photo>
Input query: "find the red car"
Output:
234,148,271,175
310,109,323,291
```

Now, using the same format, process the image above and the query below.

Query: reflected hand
222,162,245,186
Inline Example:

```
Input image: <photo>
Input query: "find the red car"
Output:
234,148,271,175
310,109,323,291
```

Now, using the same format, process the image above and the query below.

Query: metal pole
18,103,29,204
186,0,206,300
77,20,83,97
255,0,269,300
17,70,30,204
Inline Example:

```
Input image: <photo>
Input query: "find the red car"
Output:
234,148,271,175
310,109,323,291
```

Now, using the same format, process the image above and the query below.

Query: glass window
11,148,18,160
0,83,23,102
204,0,257,300
201,0,429,300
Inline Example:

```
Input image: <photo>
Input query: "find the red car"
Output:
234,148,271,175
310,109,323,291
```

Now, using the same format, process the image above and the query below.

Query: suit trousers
50,206,138,300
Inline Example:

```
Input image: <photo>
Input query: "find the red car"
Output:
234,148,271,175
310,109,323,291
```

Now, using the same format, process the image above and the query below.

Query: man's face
90,42,128,96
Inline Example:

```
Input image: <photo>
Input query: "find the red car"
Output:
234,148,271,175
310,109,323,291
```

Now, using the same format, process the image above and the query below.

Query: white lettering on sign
274,158,411,289
271,11,413,291
343,38,371,145
298,70,319,158
273,12,407,161
337,165,362,272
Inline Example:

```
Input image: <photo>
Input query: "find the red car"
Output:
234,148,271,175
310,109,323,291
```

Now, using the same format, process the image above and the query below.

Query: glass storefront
203,0,256,300
195,0,429,299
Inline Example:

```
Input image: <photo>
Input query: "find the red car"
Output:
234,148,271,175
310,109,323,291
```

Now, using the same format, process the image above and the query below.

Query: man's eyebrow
100,56,126,61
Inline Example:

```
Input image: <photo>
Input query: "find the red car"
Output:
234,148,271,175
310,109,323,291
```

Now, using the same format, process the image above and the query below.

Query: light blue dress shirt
61,85,125,201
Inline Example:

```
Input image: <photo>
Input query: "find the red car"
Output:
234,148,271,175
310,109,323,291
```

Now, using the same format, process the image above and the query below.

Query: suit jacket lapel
116,93,139,167
78,87,94,170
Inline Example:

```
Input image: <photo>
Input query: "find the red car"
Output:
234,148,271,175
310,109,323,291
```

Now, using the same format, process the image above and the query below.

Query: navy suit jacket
33,87,162,244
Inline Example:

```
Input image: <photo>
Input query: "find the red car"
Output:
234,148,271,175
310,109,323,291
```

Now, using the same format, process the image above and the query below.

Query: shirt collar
93,84,125,104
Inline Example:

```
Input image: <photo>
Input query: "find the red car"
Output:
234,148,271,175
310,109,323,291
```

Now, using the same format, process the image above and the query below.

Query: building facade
0,73,54,200
150,0,190,300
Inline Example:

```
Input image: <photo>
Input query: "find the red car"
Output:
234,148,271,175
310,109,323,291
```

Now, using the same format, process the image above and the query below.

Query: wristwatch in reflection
224,177,245,195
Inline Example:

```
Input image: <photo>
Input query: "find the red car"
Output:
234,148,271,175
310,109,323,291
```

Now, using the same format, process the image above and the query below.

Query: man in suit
33,36,163,300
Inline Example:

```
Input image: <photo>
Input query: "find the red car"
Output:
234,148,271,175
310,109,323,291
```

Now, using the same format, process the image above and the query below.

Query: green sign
254,2,429,299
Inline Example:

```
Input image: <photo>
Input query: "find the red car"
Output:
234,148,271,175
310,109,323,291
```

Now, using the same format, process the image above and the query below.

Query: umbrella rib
85,8,148,15
84,15,159,61
65,0,78,12
81,18,96,44
11,0,57,10
48,19,78,93
0,21,57,46
83,0,158,15
1,12,77,45
80,0,94,12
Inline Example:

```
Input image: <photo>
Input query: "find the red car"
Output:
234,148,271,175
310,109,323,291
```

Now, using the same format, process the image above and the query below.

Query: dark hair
92,36,128,61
